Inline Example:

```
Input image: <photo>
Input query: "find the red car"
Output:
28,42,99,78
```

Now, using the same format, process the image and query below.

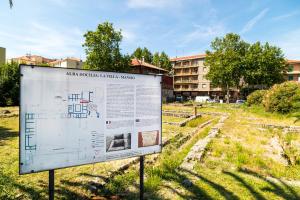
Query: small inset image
106,133,131,152
138,130,159,147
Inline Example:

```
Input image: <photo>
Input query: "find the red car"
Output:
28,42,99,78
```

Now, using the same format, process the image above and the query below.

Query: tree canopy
132,48,171,71
243,42,287,88
205,33,249,102
131,47,153,63
83,22,131,72
0,62,19,106
159,51,171,71
205,33,287,102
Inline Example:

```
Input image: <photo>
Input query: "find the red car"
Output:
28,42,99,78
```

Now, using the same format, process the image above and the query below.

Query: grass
101,124,214,199
186,115,213,127
2,105,300,199
162,115,187,123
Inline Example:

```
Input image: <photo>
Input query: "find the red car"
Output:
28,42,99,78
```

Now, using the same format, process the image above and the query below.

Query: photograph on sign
19,65,162,174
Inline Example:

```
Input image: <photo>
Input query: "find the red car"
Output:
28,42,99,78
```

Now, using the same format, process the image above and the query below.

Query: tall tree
83,22,131,72
131,47,153,63
159,51,171,71
205,33,249,103
141,47,153,63
131,47,143,60
152,52,160,67
244,42,287,88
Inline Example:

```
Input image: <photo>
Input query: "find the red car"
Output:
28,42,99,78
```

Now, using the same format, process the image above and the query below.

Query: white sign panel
20,65,162,174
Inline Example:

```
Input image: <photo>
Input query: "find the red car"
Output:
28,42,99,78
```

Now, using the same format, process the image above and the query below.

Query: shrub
0,62,20,106
246,90,266,106
262,81,300,114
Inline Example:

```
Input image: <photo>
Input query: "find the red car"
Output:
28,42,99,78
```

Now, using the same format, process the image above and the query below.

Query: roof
12,55,55,62
170,54,206,62
131,58,168,72
48,57,81,64
288,60,300,64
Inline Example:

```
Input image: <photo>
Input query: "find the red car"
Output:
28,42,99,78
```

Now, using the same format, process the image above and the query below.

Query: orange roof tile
288,60,300,64
131,58,168,72
170,54,206,61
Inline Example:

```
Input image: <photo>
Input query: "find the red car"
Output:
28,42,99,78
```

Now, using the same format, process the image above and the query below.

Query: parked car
195,96,210,103
175,96,183,102
236,99,246,104
207,98,219,103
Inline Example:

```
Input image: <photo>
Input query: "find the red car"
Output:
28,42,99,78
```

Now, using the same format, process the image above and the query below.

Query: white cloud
274,29,300,59
127,0,182,9
180,23,226,46
122,29,136,43
240,8,269,34
0,22,84,59
272,10,300,21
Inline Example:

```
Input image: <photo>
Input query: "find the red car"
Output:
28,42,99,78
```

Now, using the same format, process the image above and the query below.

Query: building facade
48,57,83,69
287,60,300,82
0,47,6,64
171,54,227,100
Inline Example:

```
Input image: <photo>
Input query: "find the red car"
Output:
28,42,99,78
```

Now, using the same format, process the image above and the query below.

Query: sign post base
49,170,54,200
140,156,144,200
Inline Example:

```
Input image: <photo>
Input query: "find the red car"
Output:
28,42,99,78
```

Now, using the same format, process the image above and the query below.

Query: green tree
244,42,287,88
131,47,143,60
142,47,153,63
0,62,19,106
83,22,131,72
131,47,153,63
159,51,171,71
152,52,160,67
205,33,249,103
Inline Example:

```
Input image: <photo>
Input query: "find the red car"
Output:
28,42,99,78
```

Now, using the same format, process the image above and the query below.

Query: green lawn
1,105,300,199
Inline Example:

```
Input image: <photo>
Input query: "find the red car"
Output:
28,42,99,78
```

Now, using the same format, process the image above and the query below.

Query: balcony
174,65,199,69
174,72,198,76
174,87,199,91
174,79,199,84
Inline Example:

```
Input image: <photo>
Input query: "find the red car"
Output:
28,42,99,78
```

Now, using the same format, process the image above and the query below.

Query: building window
288,75,294,81
288,65,294,72
202,84,207,88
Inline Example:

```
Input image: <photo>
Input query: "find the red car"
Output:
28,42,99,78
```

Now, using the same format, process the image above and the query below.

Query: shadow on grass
180,168,239,200
238,168,300,200
0,171,44,200
223,171,267,200
79,172,109,182
0,126,18,145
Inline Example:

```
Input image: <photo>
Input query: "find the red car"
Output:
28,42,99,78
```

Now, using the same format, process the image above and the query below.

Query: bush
262,81,300,114
0,62,20,106
246,90,266,106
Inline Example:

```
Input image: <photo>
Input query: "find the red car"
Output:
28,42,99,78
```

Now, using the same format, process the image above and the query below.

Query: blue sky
0,0,300,59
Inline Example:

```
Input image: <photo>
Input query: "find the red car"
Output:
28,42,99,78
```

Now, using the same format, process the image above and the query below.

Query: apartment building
287,60,300,82
0,47,6,64
171,54,225,100
48,57,84,69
